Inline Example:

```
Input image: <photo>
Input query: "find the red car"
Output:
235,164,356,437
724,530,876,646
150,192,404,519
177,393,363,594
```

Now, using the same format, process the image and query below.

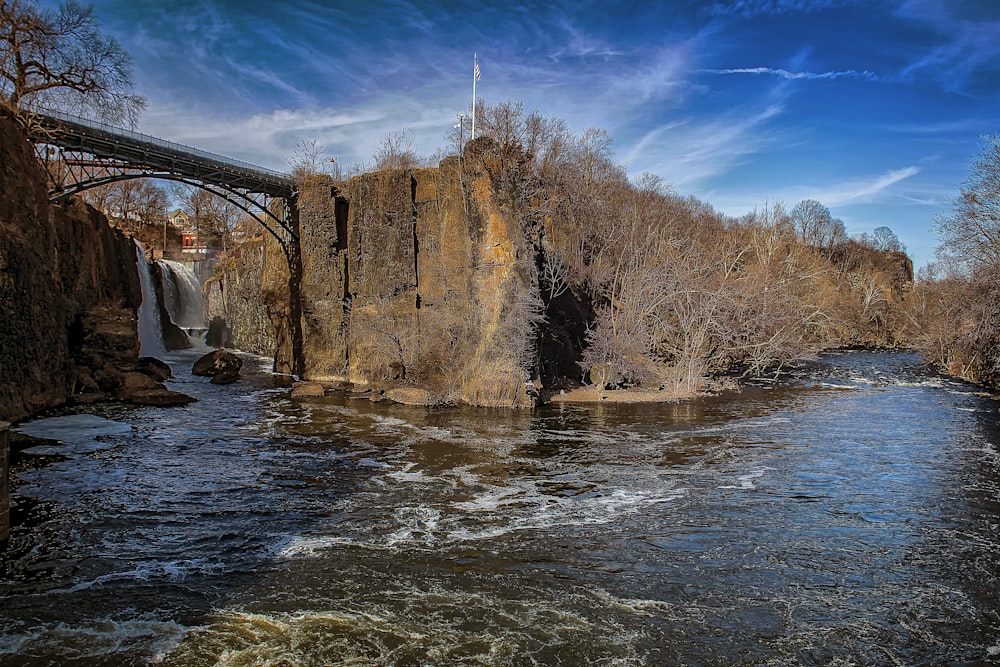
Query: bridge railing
35,107,291,180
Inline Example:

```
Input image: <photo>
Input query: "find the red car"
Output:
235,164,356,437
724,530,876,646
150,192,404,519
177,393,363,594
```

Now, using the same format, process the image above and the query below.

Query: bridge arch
45,167,295,248
25,109,299,250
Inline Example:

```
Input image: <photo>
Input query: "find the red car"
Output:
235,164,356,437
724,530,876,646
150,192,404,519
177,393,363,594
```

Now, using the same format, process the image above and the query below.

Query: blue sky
67,0,1000,268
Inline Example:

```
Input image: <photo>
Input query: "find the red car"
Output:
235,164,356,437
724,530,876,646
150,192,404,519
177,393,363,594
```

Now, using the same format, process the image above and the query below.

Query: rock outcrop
204,234,293,370
296,141,542,407
0,110,189,421
211,138,547,407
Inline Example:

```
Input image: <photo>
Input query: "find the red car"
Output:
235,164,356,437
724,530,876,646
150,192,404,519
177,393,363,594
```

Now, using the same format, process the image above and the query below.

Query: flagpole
471,53,477,140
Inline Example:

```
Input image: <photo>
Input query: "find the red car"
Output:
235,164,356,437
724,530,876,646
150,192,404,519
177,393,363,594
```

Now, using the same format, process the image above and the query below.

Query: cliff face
217,139,546,407
205,237,283,360
0,111,144,422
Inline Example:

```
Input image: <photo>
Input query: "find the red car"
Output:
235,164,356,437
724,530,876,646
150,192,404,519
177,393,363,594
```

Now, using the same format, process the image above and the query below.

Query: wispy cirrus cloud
707,0,852,18
803,165,921,206
706,165,925,236
703,66,879,81
139,98,457,173
711,165,922,215
896,6,1000,96
621,103,786,189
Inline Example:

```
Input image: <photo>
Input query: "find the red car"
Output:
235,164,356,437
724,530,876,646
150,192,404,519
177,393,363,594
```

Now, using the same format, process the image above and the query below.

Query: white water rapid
134,242,166,359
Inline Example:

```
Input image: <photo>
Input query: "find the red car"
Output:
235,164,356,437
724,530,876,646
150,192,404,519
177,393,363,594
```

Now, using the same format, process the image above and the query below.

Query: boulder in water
205,316,232,348
192,349,242,382
137,357,172,382
120,371,161,394
210,369,240,385
125,389,197,406
385,387,432,406
116,370,195,405
291,381,325,398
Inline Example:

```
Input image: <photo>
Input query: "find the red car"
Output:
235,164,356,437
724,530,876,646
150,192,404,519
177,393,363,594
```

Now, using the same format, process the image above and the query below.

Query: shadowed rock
125,389,197,406
137,357,172,382
192,349,242,383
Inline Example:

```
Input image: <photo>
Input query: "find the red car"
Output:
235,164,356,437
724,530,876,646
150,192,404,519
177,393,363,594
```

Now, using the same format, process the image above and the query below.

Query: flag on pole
472,53,480,139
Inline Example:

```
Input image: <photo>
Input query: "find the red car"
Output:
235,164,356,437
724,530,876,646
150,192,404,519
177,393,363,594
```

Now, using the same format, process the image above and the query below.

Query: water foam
0,615,188,664
158,585,647,666
50,559,227,594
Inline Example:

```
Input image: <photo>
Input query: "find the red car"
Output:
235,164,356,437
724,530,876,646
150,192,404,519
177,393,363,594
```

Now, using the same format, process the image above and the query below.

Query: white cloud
703,67,879,81
620,103,785,189
791,166,921,206
708,165,922,217
138,100,456,173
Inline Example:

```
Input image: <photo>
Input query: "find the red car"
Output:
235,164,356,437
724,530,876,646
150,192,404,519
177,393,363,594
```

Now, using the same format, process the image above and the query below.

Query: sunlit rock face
292,141,541,408
214,139,545,407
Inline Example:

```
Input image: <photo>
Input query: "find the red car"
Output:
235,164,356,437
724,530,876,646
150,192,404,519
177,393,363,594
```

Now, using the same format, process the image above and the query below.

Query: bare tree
286,137,332,184
934,134,1000,273
373,129,416,171
0,0,144,126
540,246,569,301
913,135,1000,388
790,199,839,247
82,179,167,232
871,225,903,253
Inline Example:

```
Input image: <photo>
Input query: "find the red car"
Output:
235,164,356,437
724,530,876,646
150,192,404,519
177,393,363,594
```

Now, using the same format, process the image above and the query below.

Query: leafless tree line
908,135,1000,388
462,101,915,394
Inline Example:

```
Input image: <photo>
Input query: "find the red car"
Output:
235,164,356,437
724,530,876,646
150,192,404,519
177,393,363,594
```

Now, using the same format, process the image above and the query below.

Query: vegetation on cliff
459,101,914,398
907,135,1000,390
213,100,913,407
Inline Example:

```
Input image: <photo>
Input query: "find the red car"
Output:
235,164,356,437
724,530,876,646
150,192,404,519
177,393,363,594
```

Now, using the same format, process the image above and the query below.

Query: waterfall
157,259,207,343
135,242,166,359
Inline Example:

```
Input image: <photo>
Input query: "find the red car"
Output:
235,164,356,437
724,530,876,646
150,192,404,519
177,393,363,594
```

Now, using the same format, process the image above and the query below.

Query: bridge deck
28,110,295,199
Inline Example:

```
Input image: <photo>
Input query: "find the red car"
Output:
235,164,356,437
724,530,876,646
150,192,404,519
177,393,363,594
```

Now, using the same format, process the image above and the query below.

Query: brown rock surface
385,387,431,406
291,381,325,398
192,349,243,379
125,389,197,406
211,139,547,407
0,110,146,421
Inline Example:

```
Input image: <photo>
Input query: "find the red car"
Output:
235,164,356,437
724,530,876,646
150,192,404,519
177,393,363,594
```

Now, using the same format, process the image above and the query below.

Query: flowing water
1,350,999,666
157,260,207,340
135,243,166,360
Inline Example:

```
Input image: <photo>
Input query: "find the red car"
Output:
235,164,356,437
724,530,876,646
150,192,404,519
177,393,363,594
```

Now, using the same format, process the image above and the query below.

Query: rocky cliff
0,111,182,422
218,138,548,407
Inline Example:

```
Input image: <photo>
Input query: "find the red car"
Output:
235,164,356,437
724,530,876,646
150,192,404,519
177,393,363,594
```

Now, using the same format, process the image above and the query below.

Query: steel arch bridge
24,110,298,248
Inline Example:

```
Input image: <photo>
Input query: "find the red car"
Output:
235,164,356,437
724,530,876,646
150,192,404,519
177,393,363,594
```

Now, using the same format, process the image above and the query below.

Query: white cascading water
157,259,207,344
134,242,167,359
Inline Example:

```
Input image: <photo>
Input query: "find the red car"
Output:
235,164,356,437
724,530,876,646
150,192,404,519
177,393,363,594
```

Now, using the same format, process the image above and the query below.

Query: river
1,350,998,665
